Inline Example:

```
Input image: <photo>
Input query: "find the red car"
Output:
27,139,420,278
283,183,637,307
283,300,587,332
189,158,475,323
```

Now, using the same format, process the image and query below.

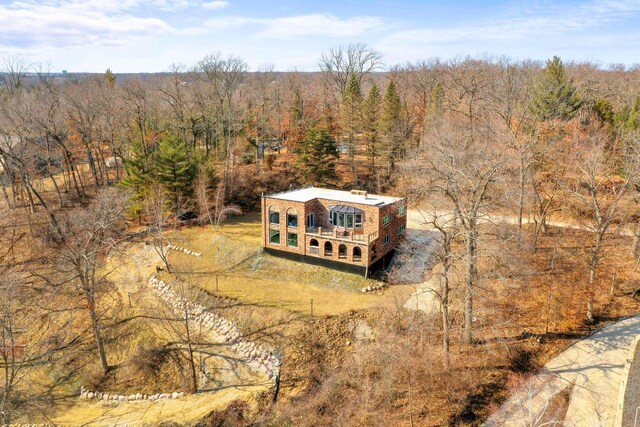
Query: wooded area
2,46,640,425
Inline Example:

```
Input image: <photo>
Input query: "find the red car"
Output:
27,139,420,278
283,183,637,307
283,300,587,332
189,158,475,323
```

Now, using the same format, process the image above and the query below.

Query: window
309,238,319,254
287,212,298,227
269,229,280,244
346,214,354,228
354,213,363,229
324,241,333,256
269,211,280,224
306,213,314,228
353,247,362,261
329,206,364,229
398,224,406,235
287,232,298,247
398,205,406,216
383,213,391,225
383,235,390,245
338,244,347,259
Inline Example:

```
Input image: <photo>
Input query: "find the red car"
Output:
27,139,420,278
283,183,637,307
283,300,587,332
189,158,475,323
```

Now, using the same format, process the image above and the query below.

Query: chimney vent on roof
350,189,368,199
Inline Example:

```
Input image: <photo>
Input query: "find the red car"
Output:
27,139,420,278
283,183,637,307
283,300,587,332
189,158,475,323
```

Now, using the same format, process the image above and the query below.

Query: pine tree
120,140,152,222
381,80,405,171
296,125,338,186
155,133,197,214
531,56,581,120
104,68,117,88
614,97,639,130
341,74,363,173
363,83,382,172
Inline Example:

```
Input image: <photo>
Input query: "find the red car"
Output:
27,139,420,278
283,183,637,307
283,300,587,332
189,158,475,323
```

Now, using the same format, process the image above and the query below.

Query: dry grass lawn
166,214,415,316
50,386,264,426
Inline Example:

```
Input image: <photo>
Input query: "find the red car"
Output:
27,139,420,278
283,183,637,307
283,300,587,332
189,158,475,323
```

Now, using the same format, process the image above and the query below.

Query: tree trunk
517,155,526,231
631,220,640,260
463,224,477,344
84,285,109,374
441,262,451,370
183,314,198,394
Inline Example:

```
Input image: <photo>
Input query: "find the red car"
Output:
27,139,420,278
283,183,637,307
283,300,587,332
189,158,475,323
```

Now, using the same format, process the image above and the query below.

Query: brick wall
262,198,307,255
262,195,407,268
371,200,407,264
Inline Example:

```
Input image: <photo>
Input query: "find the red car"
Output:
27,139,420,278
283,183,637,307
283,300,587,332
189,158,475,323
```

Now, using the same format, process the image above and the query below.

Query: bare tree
56,188,129,374
412,209,460,370
157,280,206,394
320,43,383,99
0,58,29,95
0,266,61,425
213,184,241,231
145,185,173,273
567,137,630,322
414,117,504,344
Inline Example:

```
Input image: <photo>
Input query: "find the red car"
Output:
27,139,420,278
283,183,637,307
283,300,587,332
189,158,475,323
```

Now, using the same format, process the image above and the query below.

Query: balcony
306,226,378,244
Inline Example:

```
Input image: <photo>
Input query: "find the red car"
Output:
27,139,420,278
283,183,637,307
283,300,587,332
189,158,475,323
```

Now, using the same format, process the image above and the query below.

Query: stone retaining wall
167,244,202,257
78,274,281,405
79,386,183,403
148,276,281,381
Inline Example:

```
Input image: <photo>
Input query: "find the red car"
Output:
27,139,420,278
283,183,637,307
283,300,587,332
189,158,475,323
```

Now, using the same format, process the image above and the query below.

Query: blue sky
0,0,639,72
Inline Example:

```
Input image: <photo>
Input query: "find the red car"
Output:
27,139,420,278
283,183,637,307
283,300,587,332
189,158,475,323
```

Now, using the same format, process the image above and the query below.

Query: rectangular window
354,213,363,229
306,213,314,228
338,213,345,228
287,213,297,227
346,214,354,228
398,224,406,235
269,229,280,244
398,205,406,216
269,211,280,224
287,232,298,247
329,211,334,226
383,235,390,245
383,213,391,225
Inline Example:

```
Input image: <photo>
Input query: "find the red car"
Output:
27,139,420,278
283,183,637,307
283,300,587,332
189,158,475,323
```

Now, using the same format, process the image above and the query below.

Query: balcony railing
306,226,378,243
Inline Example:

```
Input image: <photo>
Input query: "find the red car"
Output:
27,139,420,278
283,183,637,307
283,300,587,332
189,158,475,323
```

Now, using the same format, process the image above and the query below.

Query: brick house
261,187,407,277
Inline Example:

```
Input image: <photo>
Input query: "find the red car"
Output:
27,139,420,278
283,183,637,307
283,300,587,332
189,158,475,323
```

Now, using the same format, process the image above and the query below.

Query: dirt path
485,314,640,426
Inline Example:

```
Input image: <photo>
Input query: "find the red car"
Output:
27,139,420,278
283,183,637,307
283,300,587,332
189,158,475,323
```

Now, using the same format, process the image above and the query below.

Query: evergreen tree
363,83,382,172
617,96,640,130
341,74,363,172
104,68,117,88
381,80,405,171
531,56,581,120
120,140,152,222
296,125,338,186
427,82,444,118
155,133,197,214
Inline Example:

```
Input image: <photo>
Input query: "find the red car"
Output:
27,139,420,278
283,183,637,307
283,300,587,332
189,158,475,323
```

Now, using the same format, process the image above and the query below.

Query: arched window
353,246,362,261
286,208,298,227
269,206,280,224
309,238,319,255
324,241,333,256
338,244,347,259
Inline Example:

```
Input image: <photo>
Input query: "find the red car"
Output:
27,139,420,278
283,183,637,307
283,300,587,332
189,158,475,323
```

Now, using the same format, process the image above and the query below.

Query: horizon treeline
1,45,640,225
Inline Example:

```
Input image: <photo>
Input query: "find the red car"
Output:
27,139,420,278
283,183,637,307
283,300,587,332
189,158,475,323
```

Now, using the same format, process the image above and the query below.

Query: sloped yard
165,214,414,316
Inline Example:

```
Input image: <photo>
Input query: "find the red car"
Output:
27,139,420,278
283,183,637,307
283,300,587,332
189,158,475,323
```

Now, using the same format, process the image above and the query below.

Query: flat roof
265,187,404,207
